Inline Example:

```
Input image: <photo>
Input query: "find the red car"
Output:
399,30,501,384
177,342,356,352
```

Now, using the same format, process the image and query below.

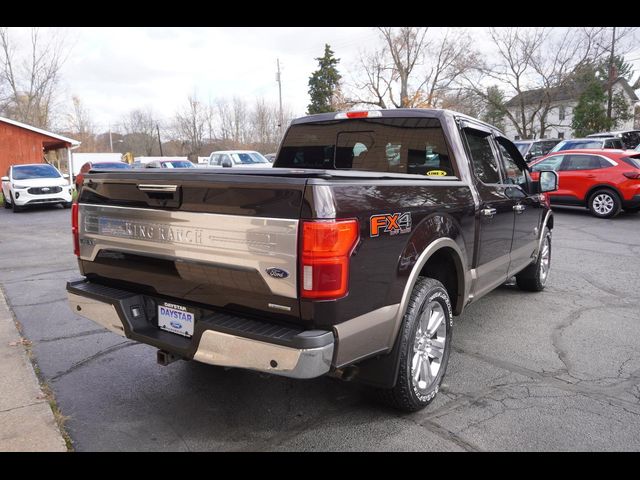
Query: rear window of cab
276,117,457,177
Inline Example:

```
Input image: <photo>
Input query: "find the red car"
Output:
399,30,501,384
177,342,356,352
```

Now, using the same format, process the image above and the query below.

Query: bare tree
0,27,69,129
122,108,159,156
349,27,477,110
463,27,610,138
64,95,97,151
174,95,207,158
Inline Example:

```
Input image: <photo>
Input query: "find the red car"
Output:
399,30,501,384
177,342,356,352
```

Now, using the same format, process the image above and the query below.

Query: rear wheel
516,228,551,292
373,277,452,412
588,189,620,219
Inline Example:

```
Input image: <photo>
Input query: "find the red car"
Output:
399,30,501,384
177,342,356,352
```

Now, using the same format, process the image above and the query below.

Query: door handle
513,204,526,213
481,208,497,217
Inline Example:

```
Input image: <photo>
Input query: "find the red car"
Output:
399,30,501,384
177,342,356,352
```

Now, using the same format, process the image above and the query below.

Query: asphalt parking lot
1,203,639,451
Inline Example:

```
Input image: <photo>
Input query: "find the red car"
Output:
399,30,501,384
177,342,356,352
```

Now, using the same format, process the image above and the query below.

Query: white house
502,77,639,140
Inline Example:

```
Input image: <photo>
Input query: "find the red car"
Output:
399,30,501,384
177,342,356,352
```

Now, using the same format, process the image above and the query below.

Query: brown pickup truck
67,109,558,411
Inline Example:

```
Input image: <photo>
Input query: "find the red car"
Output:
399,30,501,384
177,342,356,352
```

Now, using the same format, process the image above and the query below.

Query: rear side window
276,117,456,176
560,155,605,171
604,138,623,149
463,129,501,184
621,155,640,169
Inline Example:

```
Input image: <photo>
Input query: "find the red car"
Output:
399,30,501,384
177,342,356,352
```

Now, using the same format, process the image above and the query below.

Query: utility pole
156,124,164,156
606,26,617,123
276,59,284,137
109,124,113,152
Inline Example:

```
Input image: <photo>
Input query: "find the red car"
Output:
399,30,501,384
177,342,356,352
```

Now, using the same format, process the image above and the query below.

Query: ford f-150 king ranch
66,109,558,411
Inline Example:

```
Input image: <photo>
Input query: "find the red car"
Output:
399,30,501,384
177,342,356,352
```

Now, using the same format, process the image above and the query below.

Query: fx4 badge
370,213,412,237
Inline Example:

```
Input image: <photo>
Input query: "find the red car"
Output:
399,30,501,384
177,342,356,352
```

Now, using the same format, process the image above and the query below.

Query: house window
559,105,566,121
514,135,520,140
558,131,564,139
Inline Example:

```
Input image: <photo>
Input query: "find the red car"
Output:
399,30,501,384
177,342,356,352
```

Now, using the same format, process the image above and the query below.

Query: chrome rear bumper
67,286,333,379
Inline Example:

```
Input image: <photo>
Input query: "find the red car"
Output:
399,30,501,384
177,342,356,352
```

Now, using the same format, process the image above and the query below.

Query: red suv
530,149,640,218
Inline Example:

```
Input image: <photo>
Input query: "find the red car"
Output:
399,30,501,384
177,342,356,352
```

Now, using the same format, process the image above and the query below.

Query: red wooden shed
0,116,80,178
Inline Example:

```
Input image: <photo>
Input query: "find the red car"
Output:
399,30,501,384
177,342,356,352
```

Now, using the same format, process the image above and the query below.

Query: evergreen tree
307,45,342,114
571,78,610,137
481,86,506,131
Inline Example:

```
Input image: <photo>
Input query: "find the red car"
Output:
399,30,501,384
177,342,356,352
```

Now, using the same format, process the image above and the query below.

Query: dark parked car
549,137,624,153
586,130,640,150
67,108,558,412
75,161,130,190
514,139,562,163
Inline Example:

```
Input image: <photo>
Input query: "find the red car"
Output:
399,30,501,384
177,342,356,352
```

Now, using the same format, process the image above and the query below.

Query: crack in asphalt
50,341,139,381
9,297,68,308
38,328,107,343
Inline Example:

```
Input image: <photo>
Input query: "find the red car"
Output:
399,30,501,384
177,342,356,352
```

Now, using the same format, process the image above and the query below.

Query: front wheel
10,194,22,213
62,202,72,209
588,189,620,218
3,193,10,209
374,277,453,412
516,228,551,292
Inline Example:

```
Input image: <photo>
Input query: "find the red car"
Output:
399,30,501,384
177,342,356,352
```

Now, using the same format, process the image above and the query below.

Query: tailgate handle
138,184,178,193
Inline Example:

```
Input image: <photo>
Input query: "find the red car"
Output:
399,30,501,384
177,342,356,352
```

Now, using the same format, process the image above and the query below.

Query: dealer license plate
158,302,195,338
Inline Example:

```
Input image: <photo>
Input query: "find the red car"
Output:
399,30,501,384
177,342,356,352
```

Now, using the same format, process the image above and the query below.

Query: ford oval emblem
170,321,182,330
266,267,289,279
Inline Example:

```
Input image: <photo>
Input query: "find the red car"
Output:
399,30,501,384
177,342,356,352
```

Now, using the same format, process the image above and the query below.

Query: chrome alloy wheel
593,193,615,216
411,301,447,393
539,235,550,285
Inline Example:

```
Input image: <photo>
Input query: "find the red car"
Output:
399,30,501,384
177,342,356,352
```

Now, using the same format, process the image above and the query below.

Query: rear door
557,154,606,202
461,125,514,298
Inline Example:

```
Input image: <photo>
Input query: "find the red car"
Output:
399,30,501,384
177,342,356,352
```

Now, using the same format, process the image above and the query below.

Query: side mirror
539,170,558,193
1,176,8,182
62,173,69,179
221,158,233,168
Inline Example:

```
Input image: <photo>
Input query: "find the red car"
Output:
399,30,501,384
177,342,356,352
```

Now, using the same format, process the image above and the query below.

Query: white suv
2,163,73,213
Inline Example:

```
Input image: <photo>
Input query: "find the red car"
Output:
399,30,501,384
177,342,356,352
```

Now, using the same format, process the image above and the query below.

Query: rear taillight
622,171,640,179
71,202,79,256
334,110,382,119
300,219,359,300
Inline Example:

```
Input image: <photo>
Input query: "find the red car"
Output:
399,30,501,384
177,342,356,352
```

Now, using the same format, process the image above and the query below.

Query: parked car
530,149,640,217
587,130,640,150
75,161,130,190
206,150,272,168
2,163,73,213
67,108,558,412
264,153,277,163
145,160,195,169
549,137,624,153
514,139,562,163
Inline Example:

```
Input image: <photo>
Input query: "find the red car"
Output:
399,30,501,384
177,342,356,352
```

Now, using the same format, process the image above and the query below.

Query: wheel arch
584,183,623,205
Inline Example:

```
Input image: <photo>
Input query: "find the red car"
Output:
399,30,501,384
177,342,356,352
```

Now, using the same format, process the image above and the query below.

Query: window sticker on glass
426,170,448,176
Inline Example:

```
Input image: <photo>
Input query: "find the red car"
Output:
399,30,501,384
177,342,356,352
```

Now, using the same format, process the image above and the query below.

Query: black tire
3,194,10,209
516,228,551,292
623,207,640,214
374,277,453,412
62,202,72,209
588,189,620,219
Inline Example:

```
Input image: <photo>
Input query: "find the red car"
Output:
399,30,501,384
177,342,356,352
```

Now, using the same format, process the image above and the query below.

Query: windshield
162,161,194,168
92,162,130,169
232,152,269,164
550,139,603,152
12,164,61,180
275,117,456,176
514,143,530,155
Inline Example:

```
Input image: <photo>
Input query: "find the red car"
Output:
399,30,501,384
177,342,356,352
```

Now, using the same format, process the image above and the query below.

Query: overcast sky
6,27,640,132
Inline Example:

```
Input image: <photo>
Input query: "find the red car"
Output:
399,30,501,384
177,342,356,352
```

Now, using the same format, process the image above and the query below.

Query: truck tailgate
77,170,308,323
